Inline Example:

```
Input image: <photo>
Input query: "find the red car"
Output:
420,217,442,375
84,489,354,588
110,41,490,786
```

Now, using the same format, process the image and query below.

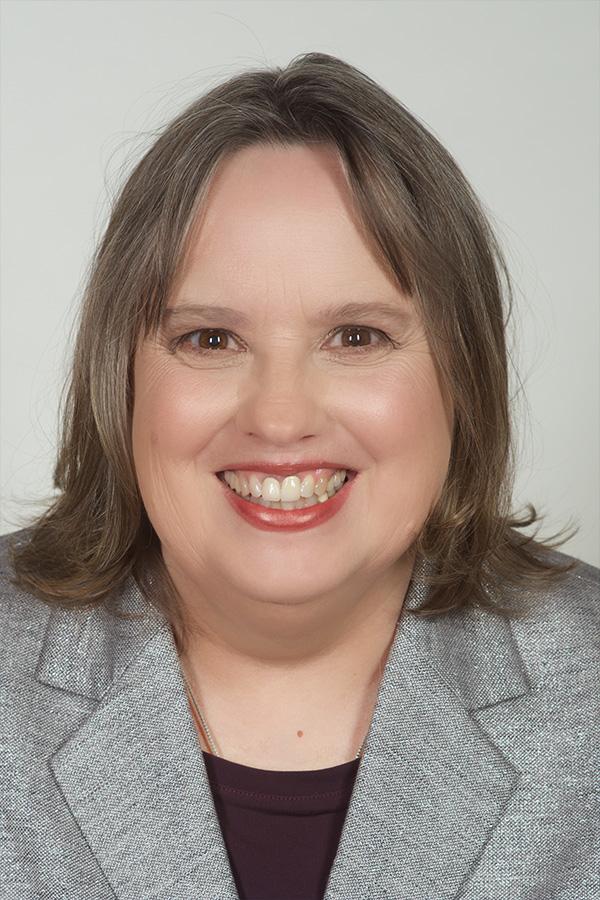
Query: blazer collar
38,559,532,899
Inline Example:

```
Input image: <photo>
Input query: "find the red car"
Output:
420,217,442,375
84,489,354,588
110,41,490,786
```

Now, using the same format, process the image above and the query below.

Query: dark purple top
202,749,361,900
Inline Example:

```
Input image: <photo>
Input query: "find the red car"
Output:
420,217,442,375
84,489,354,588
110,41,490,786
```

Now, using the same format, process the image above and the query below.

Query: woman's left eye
173,325,393,356
327,326,391,352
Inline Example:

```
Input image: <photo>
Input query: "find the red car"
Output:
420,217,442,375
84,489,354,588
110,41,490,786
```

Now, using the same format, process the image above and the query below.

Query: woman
1,52,597,900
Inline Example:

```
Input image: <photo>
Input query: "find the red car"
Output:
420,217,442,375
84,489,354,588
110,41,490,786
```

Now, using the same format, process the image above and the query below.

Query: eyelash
172,326,399,357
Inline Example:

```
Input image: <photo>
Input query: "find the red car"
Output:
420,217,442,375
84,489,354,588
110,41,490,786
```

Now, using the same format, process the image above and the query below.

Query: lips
215,462,358,531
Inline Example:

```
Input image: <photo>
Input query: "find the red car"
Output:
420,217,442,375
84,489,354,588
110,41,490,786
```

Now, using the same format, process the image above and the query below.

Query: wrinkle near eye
165,323,405,365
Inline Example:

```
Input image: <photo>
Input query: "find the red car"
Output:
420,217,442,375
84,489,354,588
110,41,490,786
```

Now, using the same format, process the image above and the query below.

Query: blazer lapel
324,567,532,899
39,562,531,900
41,578,240,900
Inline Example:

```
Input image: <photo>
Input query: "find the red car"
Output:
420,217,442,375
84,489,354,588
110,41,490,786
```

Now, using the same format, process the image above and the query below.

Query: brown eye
328,326,390,352
175,329,238,353
172,324,394,359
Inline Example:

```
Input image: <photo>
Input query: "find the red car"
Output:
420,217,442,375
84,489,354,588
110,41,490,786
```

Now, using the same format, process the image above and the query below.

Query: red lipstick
214,470,358,532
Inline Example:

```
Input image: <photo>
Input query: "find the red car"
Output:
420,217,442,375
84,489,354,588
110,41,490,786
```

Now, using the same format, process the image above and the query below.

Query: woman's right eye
173,329,240,354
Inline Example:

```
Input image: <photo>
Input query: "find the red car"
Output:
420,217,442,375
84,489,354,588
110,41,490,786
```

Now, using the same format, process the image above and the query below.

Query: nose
234,357,328,446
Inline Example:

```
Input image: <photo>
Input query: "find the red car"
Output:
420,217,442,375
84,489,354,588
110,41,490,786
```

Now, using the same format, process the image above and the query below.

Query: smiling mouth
215,469,357,509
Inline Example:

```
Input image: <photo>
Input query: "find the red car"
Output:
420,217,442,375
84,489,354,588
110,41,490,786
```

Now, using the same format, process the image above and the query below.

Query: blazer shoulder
557,547,600,590
0,525,45,605
0,527,53,670
0,525,35,574
507,545,600,683
531,545,599,615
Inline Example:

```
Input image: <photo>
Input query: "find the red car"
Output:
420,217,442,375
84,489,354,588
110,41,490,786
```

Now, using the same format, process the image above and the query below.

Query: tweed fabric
0,526,598,900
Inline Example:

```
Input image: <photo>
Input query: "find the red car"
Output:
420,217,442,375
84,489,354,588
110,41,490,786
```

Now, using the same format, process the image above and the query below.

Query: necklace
179,621,399,764
181,669,367,761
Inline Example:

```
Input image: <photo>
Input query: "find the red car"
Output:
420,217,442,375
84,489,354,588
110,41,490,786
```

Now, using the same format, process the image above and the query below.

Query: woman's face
132,143,453,617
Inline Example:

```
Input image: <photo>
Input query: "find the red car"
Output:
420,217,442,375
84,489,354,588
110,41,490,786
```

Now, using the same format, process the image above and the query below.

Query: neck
168,549,415,678
165,550,416,768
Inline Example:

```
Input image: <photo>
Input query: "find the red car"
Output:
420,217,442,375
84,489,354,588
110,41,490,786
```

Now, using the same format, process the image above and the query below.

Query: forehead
175,143,409,320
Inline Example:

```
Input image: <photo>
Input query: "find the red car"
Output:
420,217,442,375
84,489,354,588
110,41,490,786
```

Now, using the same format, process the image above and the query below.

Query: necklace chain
181,670,366,761
177,624,400,763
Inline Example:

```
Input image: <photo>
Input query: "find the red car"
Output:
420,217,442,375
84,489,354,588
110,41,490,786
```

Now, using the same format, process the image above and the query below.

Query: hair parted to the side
7,52,578,655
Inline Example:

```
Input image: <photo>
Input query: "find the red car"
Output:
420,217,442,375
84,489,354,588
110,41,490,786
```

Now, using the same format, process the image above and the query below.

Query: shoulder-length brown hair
7,52,577,654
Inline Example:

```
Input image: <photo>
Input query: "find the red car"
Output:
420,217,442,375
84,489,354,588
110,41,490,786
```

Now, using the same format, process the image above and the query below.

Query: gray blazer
1,526,598,900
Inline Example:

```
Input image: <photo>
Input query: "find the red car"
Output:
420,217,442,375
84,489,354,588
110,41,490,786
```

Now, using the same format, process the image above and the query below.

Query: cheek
131,367,216,531
132,362,216,462
358,364,452,490
367,363,450,441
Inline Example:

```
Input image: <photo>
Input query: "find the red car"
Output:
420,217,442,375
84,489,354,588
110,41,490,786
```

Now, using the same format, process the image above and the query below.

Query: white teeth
222,469,348,504
249,474,262,498
299,474,315,498
262,476,284,502
250,494,320,510
270,475,302,502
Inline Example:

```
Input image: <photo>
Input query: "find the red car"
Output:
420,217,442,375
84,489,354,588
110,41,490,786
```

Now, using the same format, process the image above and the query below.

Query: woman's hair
7,52,577,654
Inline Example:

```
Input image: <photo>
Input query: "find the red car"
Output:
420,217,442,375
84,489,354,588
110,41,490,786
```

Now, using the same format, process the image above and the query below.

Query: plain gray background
1,0,598,566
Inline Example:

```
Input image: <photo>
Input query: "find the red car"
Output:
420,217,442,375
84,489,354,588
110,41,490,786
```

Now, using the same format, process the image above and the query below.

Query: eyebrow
162,300,413,329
